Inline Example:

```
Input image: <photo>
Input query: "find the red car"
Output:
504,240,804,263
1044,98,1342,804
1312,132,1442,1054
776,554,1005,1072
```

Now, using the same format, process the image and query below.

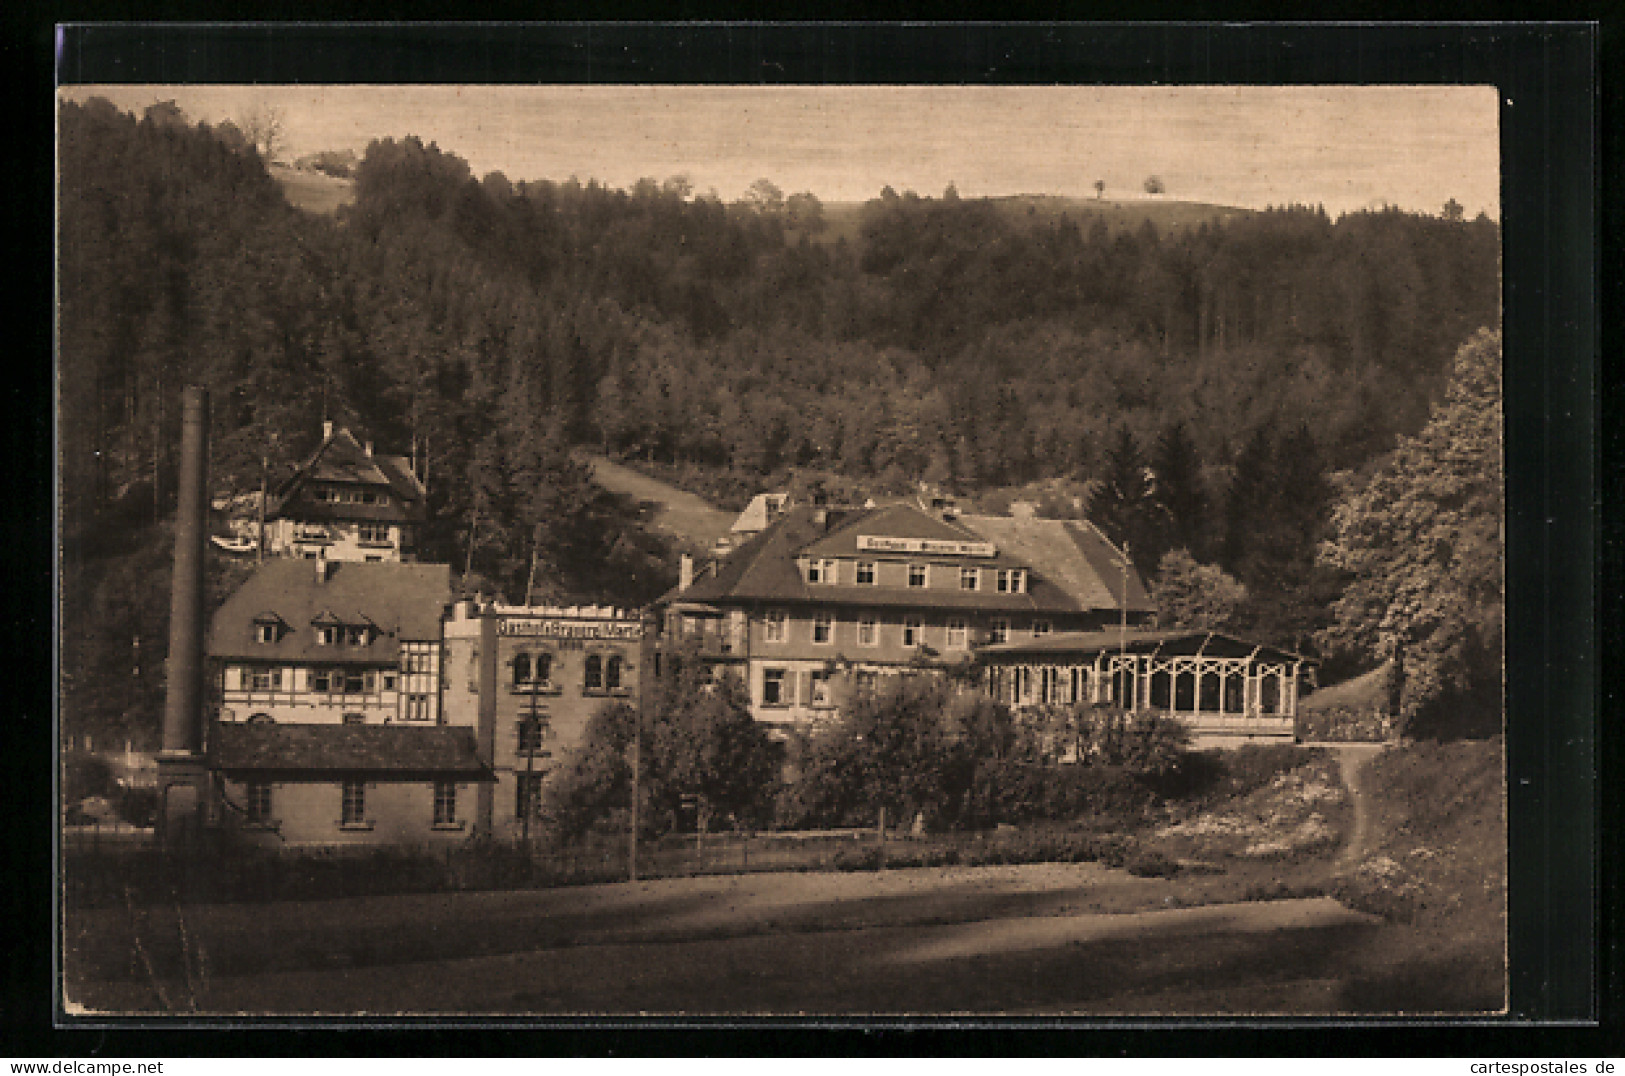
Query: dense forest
57,97,1500,744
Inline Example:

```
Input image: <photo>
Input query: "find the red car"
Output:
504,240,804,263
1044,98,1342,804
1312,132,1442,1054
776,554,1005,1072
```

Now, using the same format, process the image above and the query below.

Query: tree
1143,175,1166,196
547,655,779,840
1442,197,1465,222
238,104,286,163
1089,426,1162,573
742,178,785,214
1151,421,1207,558
1094,179,1105,200
1151,549,1248,631
1319,328,1503,731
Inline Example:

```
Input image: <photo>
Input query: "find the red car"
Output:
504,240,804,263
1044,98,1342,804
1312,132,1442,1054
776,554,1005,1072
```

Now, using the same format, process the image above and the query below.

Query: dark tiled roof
271,428,426,523
212,723,490,776
958,515,1156,613
207,560,450,662
661,503,1153,617
977,628,1313,663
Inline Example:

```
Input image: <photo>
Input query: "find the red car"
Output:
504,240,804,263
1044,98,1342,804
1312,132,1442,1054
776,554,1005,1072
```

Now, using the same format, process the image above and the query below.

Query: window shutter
800,670,813,706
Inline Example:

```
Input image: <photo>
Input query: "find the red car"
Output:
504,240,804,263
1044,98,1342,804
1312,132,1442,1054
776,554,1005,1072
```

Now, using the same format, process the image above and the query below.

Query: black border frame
21,18,1608,1056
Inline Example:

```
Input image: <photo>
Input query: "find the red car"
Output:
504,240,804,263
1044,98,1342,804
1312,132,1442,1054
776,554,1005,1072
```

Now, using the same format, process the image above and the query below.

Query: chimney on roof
364,440,373,457
679,553,693,593
315,551,332,584
1010,500,1038,520
322,420,334,441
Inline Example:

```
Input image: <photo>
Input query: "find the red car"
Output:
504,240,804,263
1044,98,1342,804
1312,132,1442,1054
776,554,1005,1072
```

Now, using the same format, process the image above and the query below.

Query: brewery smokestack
157,385,211,845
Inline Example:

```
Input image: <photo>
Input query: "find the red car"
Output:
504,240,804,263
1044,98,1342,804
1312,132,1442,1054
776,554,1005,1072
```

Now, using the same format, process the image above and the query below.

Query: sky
60,84,1500,218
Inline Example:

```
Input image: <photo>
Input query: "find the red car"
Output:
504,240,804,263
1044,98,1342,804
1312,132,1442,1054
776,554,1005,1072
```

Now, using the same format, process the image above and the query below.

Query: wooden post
628,721,640,883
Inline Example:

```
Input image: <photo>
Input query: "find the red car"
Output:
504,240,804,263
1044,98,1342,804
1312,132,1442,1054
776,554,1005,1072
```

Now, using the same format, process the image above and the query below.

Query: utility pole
1119,542,1130,709
257,454,268,564
628,712,640,883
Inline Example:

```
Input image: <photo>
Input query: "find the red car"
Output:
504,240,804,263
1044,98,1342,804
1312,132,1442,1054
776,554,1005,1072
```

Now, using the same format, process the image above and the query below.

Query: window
518,717,552,755
856,561,876,585
248,667,281,691
516,774,546,822
341,780,366,826
857,615,878,647
403,694,430,721
382,672,398,691
433,781,458,826
404,650,432,674
255,622,278,644
314,625,337,647
344,625,370,647
1032,620,1052,637
946,619,968,648
763,610,787,644
358,523,390,545
907,564,928,588
996,568,1027,594
990,618,1010,644
810,671,833,708
812,613,833,644
807,558,837,584
311,668,332,693
245,781,272,825
762,668,788,706
339,670,368,694
960,567,980,591
343,712,365,726
902,617,923,648
584,654,604,692
605,655,623,691
513,653,531,686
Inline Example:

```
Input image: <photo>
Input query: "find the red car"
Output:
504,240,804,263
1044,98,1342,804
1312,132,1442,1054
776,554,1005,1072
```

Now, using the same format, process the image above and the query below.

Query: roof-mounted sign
498,618,645,640
856,535,996,557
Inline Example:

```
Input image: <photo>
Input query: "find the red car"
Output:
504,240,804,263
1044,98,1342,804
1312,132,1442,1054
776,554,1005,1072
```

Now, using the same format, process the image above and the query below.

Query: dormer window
252,615,283,644
807,559,837,585
908,564,928,588
996,568,1027,594
344,625,370,647
314,625,338,647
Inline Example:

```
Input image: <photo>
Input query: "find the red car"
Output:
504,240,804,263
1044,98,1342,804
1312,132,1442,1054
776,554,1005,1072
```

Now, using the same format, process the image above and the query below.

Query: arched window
605,655,623,691
584,654,603,691
534,652,553,686
513,653,530,686
247,712,274,725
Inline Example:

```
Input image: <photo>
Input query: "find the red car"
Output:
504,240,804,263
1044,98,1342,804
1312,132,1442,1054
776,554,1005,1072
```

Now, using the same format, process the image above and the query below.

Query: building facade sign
496,618,645,640
856,535,997,557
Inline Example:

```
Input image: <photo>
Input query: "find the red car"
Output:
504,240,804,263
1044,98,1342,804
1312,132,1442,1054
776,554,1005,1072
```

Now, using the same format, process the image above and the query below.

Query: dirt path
578,453,734,550
1325,742,1388,867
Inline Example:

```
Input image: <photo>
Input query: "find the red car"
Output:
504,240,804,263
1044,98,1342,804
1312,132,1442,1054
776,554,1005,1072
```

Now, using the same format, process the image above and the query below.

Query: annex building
441,601,649,841
979,628,1316,746
205,557,482,846
259,422,428,563
655,499,1155,735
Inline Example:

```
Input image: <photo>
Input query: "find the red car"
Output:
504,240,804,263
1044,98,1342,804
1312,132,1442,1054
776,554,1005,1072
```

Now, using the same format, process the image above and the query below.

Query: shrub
1125,849,1181,878
1297,704,1391,742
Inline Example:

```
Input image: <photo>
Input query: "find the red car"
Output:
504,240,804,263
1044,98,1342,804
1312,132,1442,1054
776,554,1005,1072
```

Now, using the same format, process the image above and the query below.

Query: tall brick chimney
157,386,211,847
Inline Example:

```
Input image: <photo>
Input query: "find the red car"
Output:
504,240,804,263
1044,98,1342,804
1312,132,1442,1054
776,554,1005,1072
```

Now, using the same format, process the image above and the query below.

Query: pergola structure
978,629,1315,744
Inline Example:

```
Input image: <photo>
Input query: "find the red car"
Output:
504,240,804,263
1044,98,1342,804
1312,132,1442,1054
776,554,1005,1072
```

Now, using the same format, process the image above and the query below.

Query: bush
1297,704,1391,742
1125,849,1181,878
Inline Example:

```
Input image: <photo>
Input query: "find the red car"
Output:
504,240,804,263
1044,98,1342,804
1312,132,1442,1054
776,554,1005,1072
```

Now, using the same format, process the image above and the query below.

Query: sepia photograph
57,75,1511,1018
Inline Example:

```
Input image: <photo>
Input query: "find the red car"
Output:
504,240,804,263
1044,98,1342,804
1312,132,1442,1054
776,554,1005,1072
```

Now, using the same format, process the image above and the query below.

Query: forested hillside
57,97,1500,743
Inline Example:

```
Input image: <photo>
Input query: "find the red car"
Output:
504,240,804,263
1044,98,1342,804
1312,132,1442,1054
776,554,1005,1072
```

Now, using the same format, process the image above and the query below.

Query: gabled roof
661,502,1153,616
271,427,426,523
977,628,1314,664
212,723,490,776
797,503,986,557
956,515,1155,613
730,492,791,535
207,560,451,662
